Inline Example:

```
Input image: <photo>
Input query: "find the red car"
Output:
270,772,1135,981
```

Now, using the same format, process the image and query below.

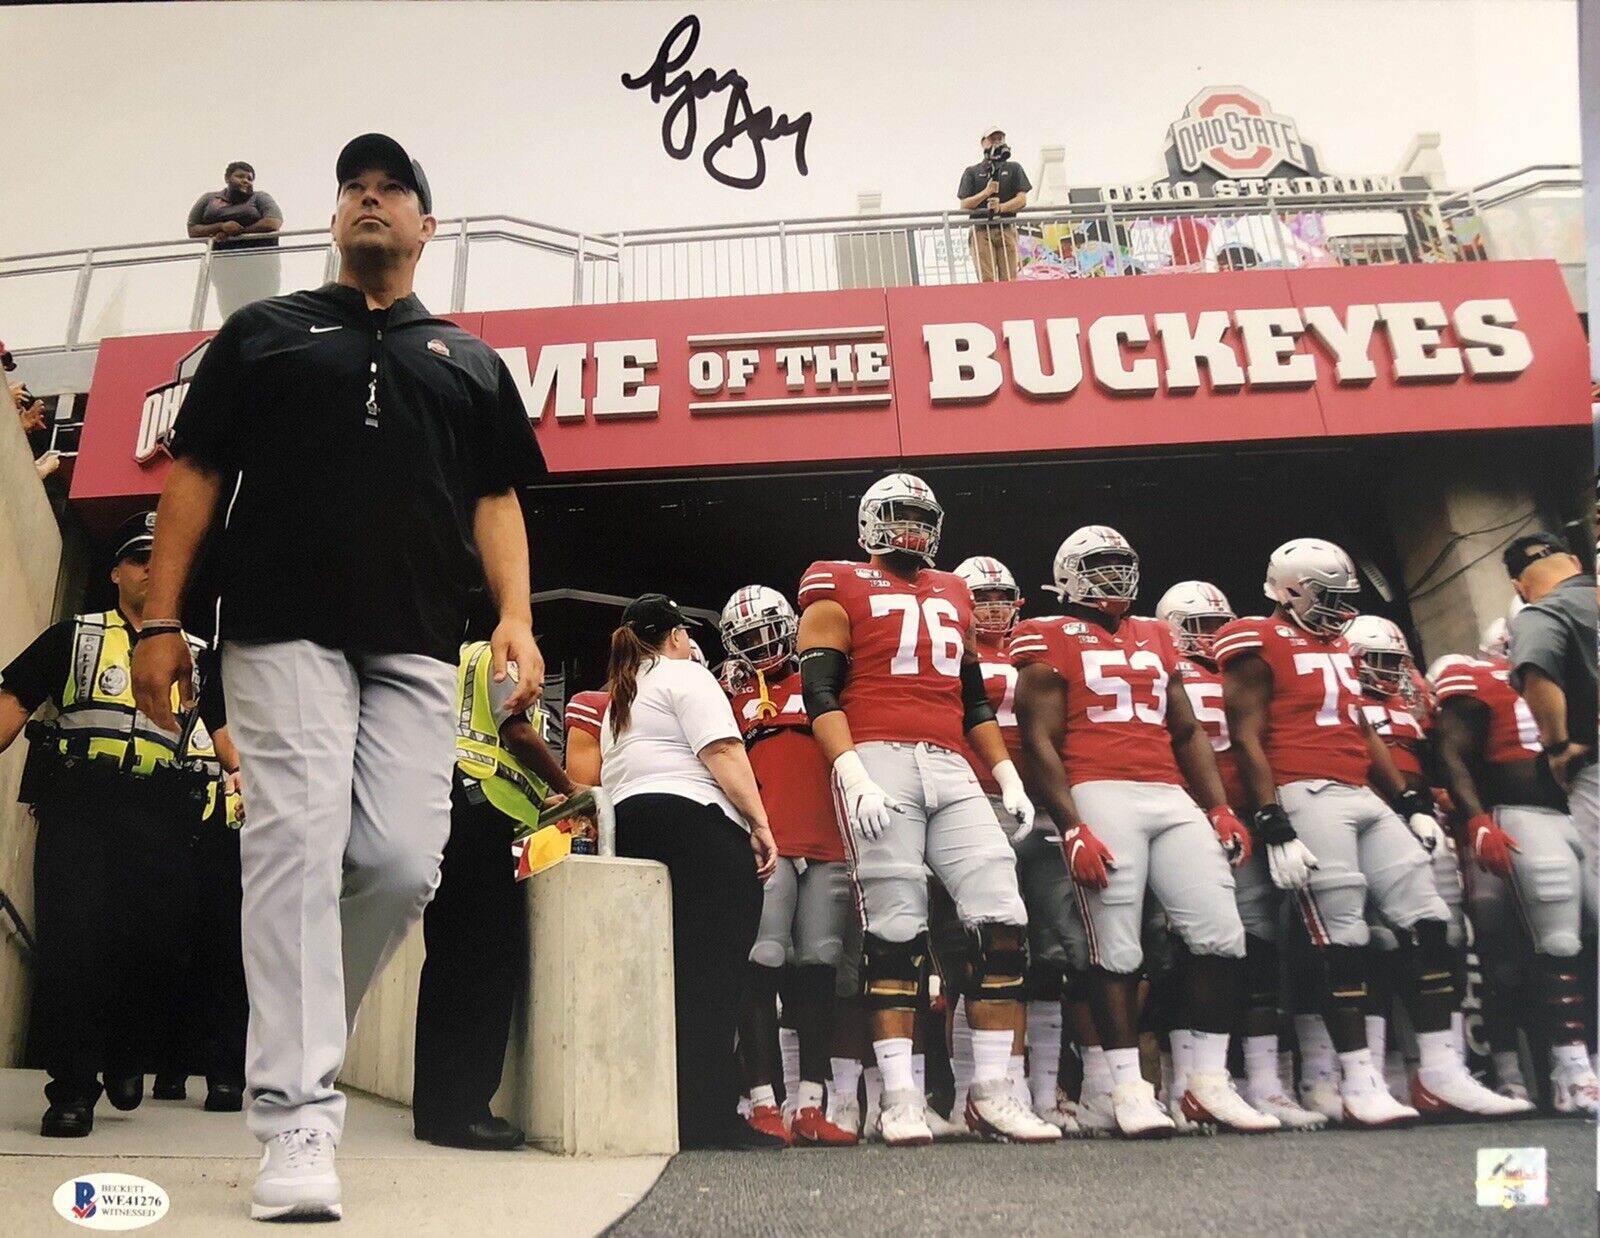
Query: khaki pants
969,222,1020,281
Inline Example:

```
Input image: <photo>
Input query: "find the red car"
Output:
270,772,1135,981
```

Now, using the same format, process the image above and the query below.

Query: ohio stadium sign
72,259,1585,503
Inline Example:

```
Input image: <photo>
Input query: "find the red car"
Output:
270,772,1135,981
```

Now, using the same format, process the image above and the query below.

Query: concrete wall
0,386,66,1066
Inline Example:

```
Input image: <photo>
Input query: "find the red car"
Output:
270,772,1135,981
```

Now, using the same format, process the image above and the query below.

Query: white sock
971,1028,1013,1086
952,998,975,1110
911,1052,927,1096
749,1083,776,1110
830,1056,862,1105
796,1080,825,1111
1493,1050,1526,1088
1189,1030,1230,1076
1415,1029,1457,1074
873,1038,915,1096
1553,1042,1591,1072
1244,1034,1280,1097
778,1027,800,1108
1105,1046,1143,1090
737,1094,751,1118
864,1065,883,1120
1295,1014,1338,1084
1027,1001,1063,1111
1365,1014,1386,1064
1081,1044,1112,1100
1449,1011,1466,1061
1009,1054,1029,1107
1338,1048,1376,1093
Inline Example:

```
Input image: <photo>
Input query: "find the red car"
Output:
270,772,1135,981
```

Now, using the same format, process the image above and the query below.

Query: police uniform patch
98,664,129,696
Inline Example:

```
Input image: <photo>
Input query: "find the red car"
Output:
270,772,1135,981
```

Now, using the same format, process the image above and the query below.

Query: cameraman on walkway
957,126,1031,282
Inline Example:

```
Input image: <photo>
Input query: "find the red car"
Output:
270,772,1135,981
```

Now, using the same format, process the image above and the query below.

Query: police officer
412,600,575,1150
0,512,228,1137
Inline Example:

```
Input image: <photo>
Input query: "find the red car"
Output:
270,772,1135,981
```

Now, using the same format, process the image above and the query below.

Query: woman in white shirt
601,594,778,1149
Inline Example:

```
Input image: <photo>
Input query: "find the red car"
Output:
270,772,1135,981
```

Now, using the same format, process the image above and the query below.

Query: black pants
614,794,762,1149
31,784,198,1107
412,780,525,1133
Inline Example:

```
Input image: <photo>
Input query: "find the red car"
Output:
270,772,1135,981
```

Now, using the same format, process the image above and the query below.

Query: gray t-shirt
957,159,1032,221
187,188,283,249
1508,573,1597,748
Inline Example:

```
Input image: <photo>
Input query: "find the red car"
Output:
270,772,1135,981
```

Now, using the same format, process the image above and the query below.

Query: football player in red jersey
1217,539,1531,1126
1432,619,1599,1115
956,555,1083,1133
1157,581,1328,1131
1013,528,1270,1139
720,586,861,1147
796,473,1059,1146
564,689,609,787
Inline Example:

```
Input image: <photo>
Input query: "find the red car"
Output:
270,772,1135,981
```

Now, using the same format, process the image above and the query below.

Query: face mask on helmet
971,586,1021,636
1174,613,1231,659
1072,549,1139,613
863,496,944,563
724,616,796,672
1283,579,1358,636
1356,648,1411,696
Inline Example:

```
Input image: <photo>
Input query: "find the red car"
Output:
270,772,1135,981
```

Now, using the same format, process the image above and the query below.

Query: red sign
73,260,1587,506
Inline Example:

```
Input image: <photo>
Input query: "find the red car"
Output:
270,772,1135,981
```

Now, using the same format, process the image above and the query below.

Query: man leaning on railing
957,125,1031,282
187,161,283,319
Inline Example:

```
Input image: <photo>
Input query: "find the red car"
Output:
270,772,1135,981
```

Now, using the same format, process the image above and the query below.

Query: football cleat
1342,1070,1420,1129
1110,1079,1176,1140
875,1089,933,1147
964,1079,1062,1143
746,1103,793,1146
1035,1090,1082,1136
923,1103,973,1142
1412,1066,1536,1119
791,1105,858,1146
1299,1077,1344,1124
1181,1072,1282,1134
1247,1090,1329,1131
1495,1080,1532,1104
1551,1065,1600,1116
1075,1088,1118,1137
828,1093,862,1139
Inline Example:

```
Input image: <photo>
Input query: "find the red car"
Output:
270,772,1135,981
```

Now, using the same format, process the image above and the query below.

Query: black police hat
114,511,158,562
1502,531,1572,580
335,133,432,215
622,593,692,641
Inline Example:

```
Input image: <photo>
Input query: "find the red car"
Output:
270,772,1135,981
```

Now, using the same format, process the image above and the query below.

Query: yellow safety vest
56,610,227,818
454,641,548,828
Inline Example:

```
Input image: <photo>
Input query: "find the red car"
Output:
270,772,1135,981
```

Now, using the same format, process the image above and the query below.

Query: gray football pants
223,640,456,1144
750,858,852,970
842,742,1025,943
1280,779,1446,948
991,795,1090,973
1496,804,1594,956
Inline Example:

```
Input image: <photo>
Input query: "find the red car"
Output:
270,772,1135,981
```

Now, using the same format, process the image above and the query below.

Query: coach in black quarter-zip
131,134,546,1224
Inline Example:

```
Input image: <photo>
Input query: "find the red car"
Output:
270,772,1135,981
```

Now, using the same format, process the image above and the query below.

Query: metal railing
0,166,1579,356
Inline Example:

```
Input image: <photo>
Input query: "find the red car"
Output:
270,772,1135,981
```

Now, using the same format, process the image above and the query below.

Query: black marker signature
621,13,812,190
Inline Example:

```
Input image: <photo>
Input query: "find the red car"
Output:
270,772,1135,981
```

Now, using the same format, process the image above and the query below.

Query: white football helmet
1263,539,1360,637
1048,526,1139,613
1344,615,1414,696
955,556,1022,636
858,473,943,565
688,638,708,667
1155,580,1236,660
719,585,798,673
1426,653,1474,684
1480,597,1525,658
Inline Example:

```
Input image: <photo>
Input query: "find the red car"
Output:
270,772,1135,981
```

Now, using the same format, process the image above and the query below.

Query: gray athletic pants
1496,804,1594,956
751,858,852,970
223,640,457,1144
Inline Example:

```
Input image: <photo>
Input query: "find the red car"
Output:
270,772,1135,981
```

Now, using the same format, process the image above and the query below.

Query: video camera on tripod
982,142,1012,216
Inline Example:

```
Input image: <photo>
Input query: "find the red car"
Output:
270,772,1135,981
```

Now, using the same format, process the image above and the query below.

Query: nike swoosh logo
310,325,342,333
1135,640,1148,647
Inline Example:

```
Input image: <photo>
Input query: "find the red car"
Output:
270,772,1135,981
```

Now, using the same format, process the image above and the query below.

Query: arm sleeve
471,353,547,497
0,620,74,713
187,194,212,228
254,192,283,223
672,664,742,754
167,315,248,471
1507,610,1564,693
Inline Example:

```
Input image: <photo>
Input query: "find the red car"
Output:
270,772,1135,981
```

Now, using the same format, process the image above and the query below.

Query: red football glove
1061,824,1115,890
1207,805,1252,865
1468,812,1518,879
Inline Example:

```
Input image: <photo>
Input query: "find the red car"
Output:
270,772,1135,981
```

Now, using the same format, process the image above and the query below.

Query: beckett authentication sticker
1475,1148,1548,1208
52,1174,170,1229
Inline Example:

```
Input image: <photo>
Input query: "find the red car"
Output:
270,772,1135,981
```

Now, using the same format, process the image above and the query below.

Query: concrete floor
0,1069,666,1235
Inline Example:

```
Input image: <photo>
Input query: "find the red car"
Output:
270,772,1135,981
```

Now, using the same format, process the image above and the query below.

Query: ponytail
606,624,660,740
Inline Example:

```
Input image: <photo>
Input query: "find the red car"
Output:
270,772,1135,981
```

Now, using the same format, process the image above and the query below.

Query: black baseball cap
622,593,691,641
114,511,158,562
336,133,432,215
1503,531,1572,579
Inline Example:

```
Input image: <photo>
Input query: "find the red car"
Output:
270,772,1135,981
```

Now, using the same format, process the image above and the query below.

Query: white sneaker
1495,1080,1531,1104
1247,1088,1329,1131
1551,1064,1600,1116
923,1102,971,1141
1034,1090,1082,1136
251,1128,341,1222
828,1092,862,1139
1076,1088,1117,1137
1110,1079,1176,1139
1342,1071,1420,1129
1181,1071,1282,1134
964,1078,1062,1143
1412,1065,1536,1119
875,1089,933,1147
1298,1077,1344,1124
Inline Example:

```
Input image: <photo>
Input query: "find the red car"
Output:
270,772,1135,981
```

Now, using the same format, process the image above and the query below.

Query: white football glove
1266,839,1319,891
833,750,898,841
992,759,1035,842
1407,813,1443,854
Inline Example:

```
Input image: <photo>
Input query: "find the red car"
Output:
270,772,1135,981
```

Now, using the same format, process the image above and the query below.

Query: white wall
0,0,1581,257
